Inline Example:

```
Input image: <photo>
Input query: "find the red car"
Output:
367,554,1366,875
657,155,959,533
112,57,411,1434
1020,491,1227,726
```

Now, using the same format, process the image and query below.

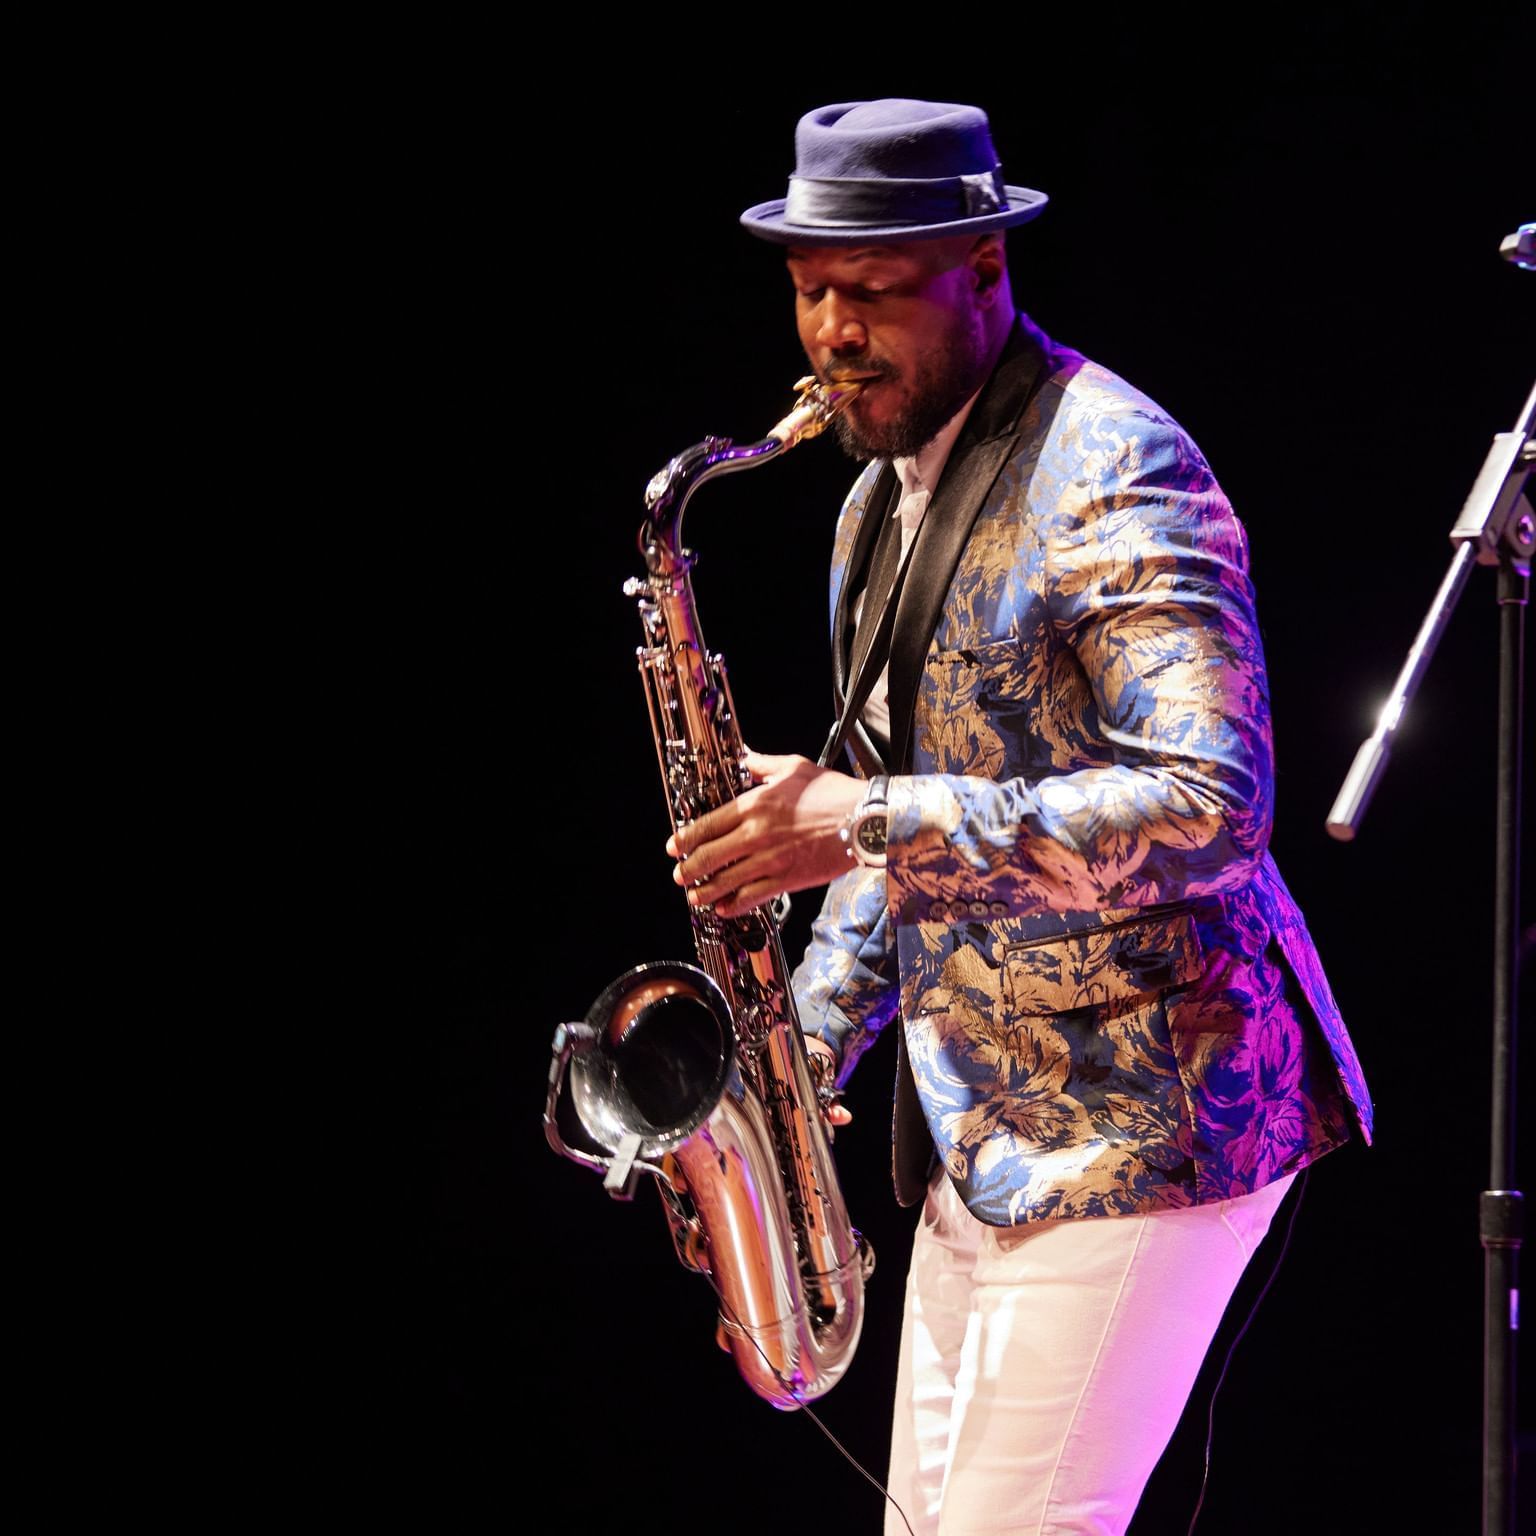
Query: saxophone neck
640,377,865,572
641,435,785,569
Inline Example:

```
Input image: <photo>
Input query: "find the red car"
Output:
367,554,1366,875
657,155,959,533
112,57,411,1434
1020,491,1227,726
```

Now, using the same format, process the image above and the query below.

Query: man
668,99,1371,1535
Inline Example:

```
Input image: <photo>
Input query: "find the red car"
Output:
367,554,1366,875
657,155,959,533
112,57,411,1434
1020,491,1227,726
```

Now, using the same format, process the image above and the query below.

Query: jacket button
969,901,988,918
989,901,1008,917
928,901,949,920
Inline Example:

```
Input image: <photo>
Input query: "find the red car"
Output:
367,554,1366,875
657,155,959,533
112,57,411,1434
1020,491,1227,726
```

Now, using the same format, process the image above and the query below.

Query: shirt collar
892,386,983,504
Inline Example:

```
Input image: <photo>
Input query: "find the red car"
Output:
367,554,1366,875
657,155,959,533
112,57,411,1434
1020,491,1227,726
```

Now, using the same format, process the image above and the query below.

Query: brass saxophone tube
545,376,872,1409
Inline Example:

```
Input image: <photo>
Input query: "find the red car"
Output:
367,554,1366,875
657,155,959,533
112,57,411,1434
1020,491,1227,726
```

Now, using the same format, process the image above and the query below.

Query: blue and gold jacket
792,316,1372,1228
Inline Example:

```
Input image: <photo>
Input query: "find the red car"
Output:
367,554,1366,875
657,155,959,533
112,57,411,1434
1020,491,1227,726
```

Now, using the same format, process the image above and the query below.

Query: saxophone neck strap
817,504,922,772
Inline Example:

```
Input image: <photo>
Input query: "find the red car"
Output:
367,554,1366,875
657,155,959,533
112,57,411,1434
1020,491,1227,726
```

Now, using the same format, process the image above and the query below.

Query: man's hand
666,751,867,918
806,1035,854,1129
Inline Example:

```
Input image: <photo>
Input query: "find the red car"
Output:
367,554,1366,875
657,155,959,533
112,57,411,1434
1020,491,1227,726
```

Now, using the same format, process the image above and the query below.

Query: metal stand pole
1480,556,1526,1536
1326,375,1533,1535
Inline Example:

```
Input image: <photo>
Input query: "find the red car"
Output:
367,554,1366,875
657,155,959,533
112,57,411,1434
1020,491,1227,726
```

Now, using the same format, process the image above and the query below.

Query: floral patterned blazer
792,315,1372,1228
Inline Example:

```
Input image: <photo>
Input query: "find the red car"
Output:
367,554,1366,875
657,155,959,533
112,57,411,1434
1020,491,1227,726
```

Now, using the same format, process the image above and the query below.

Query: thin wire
796,1399,917,1536
701,1267,916,1536
1186,1166,1310,1535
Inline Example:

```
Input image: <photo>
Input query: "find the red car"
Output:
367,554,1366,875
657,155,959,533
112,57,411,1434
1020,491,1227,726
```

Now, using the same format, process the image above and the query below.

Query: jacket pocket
1001,907,1204,1015
919,638,1031,778
924,636,1030,704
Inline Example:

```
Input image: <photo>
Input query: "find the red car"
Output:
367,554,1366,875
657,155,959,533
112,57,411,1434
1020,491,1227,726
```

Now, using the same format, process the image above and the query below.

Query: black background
194,17,1534,1533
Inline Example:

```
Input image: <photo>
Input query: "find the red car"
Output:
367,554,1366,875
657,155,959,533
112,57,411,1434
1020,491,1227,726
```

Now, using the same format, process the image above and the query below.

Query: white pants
884,1171,1296,1536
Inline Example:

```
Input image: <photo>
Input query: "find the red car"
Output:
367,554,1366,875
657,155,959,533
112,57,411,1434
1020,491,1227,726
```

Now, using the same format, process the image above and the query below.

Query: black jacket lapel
829,462,898,775
831,462,897,704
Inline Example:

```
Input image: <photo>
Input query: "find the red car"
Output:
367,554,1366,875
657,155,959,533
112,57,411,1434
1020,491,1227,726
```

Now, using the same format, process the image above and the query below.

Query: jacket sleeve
791,864,899,1086
885,409,1275,925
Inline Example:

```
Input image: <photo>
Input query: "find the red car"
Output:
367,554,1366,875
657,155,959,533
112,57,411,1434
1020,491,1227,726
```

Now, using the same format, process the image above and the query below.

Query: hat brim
739,185,1048,246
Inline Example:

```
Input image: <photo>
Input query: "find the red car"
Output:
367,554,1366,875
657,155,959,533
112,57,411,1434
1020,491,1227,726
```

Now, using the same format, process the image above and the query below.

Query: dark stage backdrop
384,44,1532,1536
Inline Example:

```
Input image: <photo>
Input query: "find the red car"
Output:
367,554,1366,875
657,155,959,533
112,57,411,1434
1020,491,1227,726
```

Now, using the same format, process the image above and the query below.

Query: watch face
856,816,887,856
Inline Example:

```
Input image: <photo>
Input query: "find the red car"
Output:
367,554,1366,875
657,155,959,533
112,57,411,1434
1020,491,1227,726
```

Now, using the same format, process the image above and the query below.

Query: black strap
847,492,906,692
817,502,923,770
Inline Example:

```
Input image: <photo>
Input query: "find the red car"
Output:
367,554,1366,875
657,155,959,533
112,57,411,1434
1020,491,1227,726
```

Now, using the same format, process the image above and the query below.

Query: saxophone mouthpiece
768,376,866,447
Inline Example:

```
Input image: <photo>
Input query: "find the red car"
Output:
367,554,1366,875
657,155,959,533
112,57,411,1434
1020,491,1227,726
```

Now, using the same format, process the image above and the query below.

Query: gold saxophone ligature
544,376,874,1409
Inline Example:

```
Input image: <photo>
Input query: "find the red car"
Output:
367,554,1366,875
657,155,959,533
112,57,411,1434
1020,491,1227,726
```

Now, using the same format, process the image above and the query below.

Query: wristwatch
842,775,890,868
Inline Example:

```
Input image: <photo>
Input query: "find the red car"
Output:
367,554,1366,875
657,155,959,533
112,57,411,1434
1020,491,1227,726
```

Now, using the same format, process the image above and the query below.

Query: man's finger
674,822,753,885
742,750,794,780
686,850,791,914
709,870,792,917
667,795,746,860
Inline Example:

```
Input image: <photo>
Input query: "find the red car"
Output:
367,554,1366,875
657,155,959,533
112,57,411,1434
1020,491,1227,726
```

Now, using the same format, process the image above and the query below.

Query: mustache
822,358,898,386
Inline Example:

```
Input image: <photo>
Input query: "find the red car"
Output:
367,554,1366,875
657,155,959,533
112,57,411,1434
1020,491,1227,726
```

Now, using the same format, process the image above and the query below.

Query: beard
829,318,989,461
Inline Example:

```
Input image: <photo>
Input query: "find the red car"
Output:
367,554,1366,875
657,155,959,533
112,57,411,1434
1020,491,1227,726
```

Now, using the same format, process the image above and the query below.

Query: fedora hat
740,98,1048,246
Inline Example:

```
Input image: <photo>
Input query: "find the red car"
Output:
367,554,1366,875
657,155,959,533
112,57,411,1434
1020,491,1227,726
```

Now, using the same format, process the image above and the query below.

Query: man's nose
813,292,867,352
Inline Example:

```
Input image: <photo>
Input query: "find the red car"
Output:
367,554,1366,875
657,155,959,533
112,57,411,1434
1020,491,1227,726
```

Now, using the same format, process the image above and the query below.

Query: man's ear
970,234,1007,298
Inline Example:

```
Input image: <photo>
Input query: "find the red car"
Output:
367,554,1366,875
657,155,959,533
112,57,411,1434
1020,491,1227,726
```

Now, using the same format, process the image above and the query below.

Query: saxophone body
545,379,873,1410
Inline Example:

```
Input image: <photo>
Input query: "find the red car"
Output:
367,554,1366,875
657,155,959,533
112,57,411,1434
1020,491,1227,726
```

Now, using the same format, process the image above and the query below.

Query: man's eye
796,285,888,302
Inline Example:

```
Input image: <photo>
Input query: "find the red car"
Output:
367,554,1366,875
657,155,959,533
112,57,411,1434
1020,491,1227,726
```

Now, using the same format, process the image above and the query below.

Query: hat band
782,168,1006,229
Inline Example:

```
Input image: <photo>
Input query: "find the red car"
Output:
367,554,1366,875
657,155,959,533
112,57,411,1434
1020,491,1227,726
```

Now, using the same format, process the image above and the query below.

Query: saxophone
544,376,874,1410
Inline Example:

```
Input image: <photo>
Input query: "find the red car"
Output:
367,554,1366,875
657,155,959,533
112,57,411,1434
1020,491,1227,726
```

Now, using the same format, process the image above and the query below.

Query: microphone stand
1327,365,1533,1536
